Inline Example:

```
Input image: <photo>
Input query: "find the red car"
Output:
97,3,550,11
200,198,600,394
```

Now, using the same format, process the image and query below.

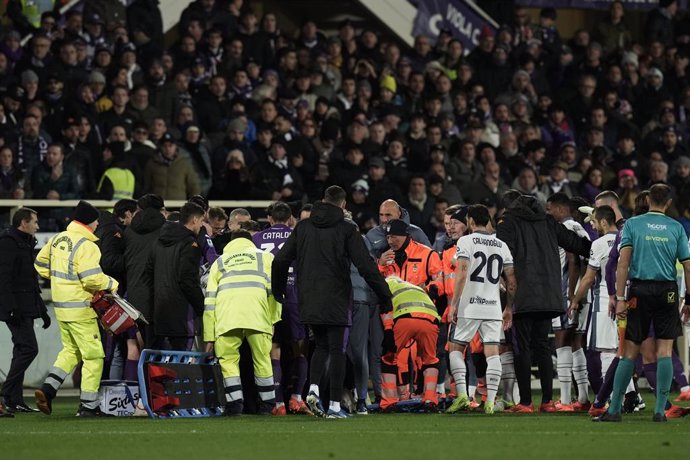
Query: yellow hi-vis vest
203,237,281,341
34,221,119,322
386,277,440,323
97,167,135,200
22,0,41,28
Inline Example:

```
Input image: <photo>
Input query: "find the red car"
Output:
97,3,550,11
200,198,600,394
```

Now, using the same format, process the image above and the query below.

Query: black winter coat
95,211,126,291
273,202,392,326
124,208,166,318
0,228,45,321
496,195,591,318
148,222,204,336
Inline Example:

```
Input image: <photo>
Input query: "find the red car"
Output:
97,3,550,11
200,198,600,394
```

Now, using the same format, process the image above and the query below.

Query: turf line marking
0,430,675,436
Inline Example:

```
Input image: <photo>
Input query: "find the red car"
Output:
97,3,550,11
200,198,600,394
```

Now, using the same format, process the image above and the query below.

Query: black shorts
625,280,682,344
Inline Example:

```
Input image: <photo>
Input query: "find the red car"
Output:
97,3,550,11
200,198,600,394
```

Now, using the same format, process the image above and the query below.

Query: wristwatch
616,295,626,301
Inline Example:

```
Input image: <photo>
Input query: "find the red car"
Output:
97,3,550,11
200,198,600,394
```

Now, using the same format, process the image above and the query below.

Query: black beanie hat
73,200,100,225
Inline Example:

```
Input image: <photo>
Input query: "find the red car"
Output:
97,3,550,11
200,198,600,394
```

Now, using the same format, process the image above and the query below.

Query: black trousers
512,314,553,406
152,336,191,351
1,317,38,405
310,325,349,406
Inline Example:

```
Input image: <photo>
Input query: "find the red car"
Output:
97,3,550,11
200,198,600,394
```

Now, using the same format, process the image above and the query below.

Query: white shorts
588,311,618,352
450,318,502,346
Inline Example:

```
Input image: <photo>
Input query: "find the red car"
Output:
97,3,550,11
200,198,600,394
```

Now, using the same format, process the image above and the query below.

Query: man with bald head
366,199,431,260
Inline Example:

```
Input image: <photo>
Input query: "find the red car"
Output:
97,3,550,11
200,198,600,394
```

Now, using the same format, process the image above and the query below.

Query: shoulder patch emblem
192,242,199,248
114,232,122,239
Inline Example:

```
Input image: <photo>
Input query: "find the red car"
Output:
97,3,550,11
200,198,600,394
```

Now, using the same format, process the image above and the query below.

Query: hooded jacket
495,195,591,317
95,210,126,290
123,208,166,318
365,206,431,259
273,201,392,326
149,222,204,336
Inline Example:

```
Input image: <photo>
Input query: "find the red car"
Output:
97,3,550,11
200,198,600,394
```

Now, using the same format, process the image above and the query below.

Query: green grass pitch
2,398,690,460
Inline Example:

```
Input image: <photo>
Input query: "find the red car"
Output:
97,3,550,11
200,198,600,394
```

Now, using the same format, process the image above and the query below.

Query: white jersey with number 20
455,232,513,321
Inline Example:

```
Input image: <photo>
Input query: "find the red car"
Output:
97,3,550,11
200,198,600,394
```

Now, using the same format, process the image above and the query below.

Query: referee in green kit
594,184,690,422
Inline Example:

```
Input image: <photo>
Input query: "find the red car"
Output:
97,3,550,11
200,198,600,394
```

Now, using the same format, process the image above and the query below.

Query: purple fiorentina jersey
253,224,298,304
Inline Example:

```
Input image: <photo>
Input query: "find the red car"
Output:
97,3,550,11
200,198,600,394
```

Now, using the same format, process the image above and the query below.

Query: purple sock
643,363,657,391
292,355,308,398
124,359,138,381
586,350,602,394
272,359,283,403
594,357,619,408
672,351,689,389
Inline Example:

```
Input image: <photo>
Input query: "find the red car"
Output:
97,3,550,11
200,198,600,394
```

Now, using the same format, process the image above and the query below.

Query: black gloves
428,285,439,302
382,329,396,353
273,292,285,304
40,310,51,329
379,297,393,314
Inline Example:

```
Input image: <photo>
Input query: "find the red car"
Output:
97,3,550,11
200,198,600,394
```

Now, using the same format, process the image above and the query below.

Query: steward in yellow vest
203,231,280,416
34,200,118,417
380,276,440,412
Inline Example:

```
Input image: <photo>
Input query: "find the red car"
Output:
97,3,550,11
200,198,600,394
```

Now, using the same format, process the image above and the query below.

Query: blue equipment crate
137,349,225,418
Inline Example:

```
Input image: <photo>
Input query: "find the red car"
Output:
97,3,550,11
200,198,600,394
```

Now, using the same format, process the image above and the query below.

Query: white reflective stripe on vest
67,238,88,277
53,300,92,308
217,281,268,292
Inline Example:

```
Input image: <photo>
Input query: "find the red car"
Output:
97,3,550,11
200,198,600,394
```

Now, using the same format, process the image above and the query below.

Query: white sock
436,383,445,394
329,401,341,412
468,384,477,401
556,346,573,403
485,355,502,405
291,394,302,401
682,386,690,393
572,348,589,404
449,351,467,396
309,384,319,397
600,352,616,376
625,379,635,394
500,351,516,403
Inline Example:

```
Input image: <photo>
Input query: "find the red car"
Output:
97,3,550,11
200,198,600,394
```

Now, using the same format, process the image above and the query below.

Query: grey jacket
365,207,431,259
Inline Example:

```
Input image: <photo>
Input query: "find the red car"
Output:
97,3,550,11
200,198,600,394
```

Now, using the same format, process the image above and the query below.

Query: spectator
579,166,604,203
0,146,24,199
541,162,574,198
30,143,79,200
127,85,161,127
512,167,547,204
144,132,201,200
449,139,483,196
251,141,303,201
594,1,632,56
178,124,212,195
403,175,435,240
329,146,366,191
463,160,506,205
644,0,677,47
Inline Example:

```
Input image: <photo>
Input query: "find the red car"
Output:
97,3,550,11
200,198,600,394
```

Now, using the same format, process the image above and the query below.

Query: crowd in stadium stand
2,0,690,420
0,0,687,235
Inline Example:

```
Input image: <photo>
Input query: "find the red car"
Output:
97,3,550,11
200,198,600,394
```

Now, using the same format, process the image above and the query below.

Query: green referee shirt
619,211,690,281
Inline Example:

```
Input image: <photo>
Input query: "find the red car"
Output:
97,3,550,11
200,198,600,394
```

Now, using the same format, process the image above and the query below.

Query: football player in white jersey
546,193,592,412
446,205,517,415
569,205,619,389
